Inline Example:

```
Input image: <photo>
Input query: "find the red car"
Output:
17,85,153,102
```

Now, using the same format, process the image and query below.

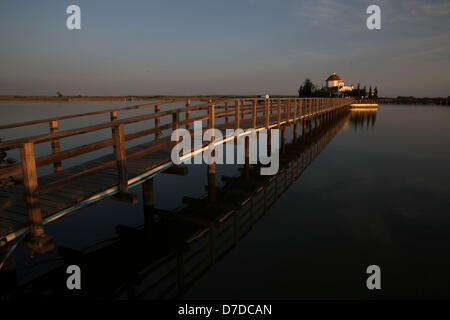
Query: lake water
1,102,450,299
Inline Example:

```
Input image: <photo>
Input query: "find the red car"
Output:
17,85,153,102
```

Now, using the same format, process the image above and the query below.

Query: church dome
326,73,343,81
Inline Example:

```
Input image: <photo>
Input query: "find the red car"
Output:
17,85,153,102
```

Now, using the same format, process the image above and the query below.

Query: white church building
326,73,354,95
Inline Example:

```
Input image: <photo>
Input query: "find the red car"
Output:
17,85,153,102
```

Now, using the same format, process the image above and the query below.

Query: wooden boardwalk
0,97,355,253
3,110,351,299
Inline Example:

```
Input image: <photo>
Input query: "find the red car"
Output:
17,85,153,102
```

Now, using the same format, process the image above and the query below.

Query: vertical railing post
208,104,214,130
110,111,118,152
113,123,129,193
286,99,291,124
235,99,240,129
155,105,161,140
110,111,117,122
185,99,191,130
300,98,303,118
293,99,298,141
225,101,229,125
208,103,216,176
252,99,257,128
49,120,62,172
21,142,44,238
293,99,298,122
172,111,180,145
277,100,281,127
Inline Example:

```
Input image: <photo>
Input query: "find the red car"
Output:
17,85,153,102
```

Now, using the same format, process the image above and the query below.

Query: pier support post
114,123,128,193
20,142,54,254
142,178,155,235
302,120,307,139
142,178,154,208
208,170,216,202
244,136,250,180
209,226,216,265
208,102,216,178
293,121,298,142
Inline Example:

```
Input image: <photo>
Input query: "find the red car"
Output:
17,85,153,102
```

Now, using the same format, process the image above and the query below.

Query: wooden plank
0,217,17,231
0,209,28,223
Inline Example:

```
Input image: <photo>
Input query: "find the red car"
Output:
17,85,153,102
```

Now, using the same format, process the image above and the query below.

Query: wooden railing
352,99,378,104
0,97,353,240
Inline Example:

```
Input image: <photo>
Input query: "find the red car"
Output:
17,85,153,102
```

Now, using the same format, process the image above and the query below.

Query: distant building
326,73,354,96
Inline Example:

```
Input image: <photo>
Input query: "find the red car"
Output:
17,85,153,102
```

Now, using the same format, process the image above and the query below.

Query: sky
0,0,449,97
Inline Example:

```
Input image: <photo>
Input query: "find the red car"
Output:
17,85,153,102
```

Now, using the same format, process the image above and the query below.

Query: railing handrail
0,97,351,150
0,99,227,150
0,99,179,131
0,97,306,131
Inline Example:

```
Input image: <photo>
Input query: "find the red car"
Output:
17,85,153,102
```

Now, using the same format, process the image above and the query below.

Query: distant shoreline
0,95,448,105
378,97,449,106
0,95,265,102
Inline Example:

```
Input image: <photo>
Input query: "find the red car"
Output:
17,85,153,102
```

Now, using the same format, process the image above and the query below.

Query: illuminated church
326,73,354,96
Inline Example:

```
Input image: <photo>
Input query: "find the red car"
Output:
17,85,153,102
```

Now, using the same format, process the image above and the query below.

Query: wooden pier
0,97,355,254
2,109,351,299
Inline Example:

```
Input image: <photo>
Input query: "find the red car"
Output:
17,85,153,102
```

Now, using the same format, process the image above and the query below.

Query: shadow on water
1,109,361,299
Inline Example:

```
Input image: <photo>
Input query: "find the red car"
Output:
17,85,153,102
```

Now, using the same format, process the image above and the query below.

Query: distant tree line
379,96,450,105
297,79,330,97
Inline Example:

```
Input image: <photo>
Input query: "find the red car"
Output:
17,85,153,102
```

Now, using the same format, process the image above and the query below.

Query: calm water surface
1,103,450,299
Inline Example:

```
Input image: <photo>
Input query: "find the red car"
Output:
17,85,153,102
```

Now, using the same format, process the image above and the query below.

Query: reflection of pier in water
349,109,377,131
3,109,356,299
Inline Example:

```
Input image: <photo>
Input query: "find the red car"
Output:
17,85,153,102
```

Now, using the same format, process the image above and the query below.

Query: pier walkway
0,97,355,252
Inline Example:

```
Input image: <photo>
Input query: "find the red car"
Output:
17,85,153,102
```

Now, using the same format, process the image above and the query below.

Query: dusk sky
0,0,449,97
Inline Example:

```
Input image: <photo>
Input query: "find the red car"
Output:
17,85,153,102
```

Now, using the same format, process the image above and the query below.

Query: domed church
326,73,354,96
